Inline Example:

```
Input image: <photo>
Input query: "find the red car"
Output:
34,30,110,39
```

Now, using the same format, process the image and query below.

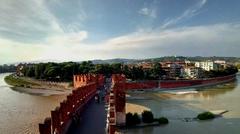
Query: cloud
1,23,240,64
0,0,239,64
161,0,207,29
98,23,240,58
138,7,157,18
0,0,63,43
47,31,88,45
0,38,44,63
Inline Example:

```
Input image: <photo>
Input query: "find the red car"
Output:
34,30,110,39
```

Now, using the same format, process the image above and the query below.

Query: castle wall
39,74,103,134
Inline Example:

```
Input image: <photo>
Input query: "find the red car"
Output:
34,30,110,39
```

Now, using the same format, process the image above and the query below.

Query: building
16,63,25,76
214,60,226,70
160,61,185,79
137,62,154,69
195,61,218,71
183,67,204,79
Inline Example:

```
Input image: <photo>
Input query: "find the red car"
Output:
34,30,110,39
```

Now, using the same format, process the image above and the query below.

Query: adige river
0,73,68,134
126,73,240,134
1,73,240,134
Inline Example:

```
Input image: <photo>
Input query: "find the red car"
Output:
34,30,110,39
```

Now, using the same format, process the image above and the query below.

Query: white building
195,61,218,71
183,67,203,79
214,60,226,65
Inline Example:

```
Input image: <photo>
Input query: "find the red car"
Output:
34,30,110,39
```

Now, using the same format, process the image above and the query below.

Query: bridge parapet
39,74,104,134
73,74,105,88
112,74,126,84
106,74,126,134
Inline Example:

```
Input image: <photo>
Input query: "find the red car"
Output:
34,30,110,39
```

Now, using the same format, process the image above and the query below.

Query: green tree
44,63,61,80
26,66,35,77
126,112,134,126
130,66,144,80
197,111,215,120
123,65,130,78
141,110,154,123
150,62,165,79
34,63,46,79
132,113,141,125
157,117,169,124
111,63,122,74
78,61,94,74
61,62,75,81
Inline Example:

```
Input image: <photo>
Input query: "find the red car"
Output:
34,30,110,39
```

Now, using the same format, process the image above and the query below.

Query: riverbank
4,74,73,94
0,73,68,134
126,103,150,114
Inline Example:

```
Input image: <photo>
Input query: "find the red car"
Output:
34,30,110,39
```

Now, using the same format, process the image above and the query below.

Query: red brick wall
126,81,158,90
160,74,236,88
39,74,102,134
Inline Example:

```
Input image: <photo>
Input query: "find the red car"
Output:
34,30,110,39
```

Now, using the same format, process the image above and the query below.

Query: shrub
132,113,141,125
157,117,169,124
126,112,134,126
126,112,141,126
197,111,215,120
141,110,154,123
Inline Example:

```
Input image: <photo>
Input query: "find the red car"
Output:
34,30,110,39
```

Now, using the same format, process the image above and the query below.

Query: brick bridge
39,74,236,134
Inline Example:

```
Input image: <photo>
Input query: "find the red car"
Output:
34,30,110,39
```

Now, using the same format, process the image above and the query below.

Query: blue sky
0,0,240,64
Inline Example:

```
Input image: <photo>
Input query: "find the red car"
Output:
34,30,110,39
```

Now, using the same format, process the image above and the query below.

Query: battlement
112,74,126,84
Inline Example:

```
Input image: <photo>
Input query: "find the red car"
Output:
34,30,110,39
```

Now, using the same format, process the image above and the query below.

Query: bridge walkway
66,78,111,134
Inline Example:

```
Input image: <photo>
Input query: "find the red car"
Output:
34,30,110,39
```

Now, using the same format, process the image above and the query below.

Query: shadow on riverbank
10,86,71,96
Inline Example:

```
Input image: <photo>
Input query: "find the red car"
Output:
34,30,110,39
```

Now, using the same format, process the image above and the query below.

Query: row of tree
203,66,238,78
0,64,16,73
21,61,238,81
126,111,169,127
21,61,166,81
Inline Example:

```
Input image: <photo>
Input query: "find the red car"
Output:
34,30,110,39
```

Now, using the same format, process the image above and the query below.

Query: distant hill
90,56,240,64
138,56,240,64
3,56,240,66
91,58,137,64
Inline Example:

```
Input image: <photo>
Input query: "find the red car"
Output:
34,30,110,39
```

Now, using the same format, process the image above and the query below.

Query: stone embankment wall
160,74,236,89
123,74,236,90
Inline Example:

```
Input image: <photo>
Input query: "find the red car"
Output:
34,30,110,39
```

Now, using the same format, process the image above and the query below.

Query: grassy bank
4,74,39,87
4,74,72,91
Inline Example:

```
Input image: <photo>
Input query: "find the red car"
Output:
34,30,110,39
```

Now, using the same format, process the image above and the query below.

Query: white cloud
0,0,63,42
138,7,157,18
0,38,44,63
1,23,240,64
47,31,88,45
161,0,207,29
0,0,239,64
96,23,240,58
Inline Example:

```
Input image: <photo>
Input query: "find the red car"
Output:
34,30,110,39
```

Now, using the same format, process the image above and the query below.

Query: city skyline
1,0,240,64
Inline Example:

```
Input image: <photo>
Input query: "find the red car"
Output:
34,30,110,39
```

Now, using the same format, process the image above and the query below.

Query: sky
0,0,240,64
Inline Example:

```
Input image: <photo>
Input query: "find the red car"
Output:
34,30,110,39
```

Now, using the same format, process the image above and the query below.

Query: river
0,73,67,134
126,73,240,134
